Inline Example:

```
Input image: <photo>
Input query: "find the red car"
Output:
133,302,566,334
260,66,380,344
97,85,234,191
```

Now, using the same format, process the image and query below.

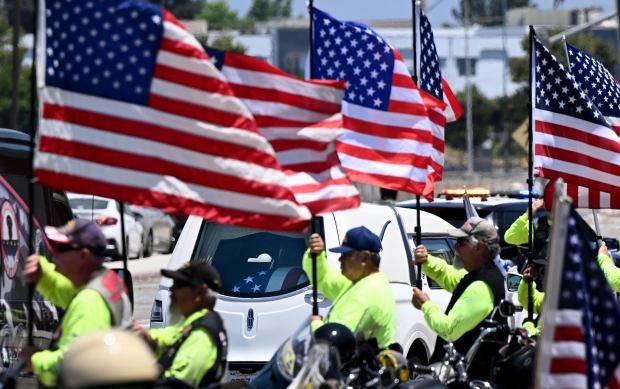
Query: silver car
129,206,177,257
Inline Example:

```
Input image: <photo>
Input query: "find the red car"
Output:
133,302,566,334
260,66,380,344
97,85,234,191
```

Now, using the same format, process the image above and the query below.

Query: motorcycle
249,317,414,388
411,300,536,389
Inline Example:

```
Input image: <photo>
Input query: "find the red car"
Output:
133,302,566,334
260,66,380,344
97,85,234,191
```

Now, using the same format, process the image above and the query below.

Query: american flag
565,43,620,135
416,6,463,181
310,7,444,198
558,42,620,209
230,268,308,295
35,0,311,231
531,36,620,209
205,47,360,215
536,207,620,388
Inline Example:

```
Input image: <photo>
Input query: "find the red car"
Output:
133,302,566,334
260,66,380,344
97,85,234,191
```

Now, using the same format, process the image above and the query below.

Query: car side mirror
498,300,516,318
505,273,522,292
111,268,134,312
603,237,620,251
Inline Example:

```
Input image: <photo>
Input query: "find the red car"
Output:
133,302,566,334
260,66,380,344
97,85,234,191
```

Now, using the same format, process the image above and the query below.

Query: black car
398,196,532,265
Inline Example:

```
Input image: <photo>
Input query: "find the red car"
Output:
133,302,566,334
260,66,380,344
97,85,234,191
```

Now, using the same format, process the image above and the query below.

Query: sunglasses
171,280,196,289
53,243,85,253
455,237,472,247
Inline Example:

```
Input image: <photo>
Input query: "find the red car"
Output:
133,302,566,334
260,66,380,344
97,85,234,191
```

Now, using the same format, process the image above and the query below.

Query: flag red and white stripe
311,7,442,199
532,36,620,210
210,49,360,215
535,204,620,389
338,53,443,197
544,179,620,209
35,3,311,231
415,4,462,186
441,79,463,123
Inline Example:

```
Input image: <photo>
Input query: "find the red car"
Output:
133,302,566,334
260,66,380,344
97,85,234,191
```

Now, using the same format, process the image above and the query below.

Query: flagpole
412,0,423,289
526,25,535,323
533,179,570,389
307,0,320,317
26,0,39,348
119,202,128,268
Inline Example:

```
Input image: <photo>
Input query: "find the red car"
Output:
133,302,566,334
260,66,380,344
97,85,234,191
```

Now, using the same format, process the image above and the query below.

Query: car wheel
126,236,137,260
143,231,153,258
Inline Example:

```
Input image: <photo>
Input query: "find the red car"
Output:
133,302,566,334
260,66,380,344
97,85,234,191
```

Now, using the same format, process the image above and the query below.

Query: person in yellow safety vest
133,262,228,389
517,265,544,336
411,217,506,369
303,226,396,348
518,243,620,337
504,199,545,246
22,219,132,387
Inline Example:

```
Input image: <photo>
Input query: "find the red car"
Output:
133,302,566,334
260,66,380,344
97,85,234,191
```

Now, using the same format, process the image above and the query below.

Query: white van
150,203,459,376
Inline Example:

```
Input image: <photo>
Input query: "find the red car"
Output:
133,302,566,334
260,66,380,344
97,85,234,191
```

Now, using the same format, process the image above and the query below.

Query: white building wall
235,24,531,98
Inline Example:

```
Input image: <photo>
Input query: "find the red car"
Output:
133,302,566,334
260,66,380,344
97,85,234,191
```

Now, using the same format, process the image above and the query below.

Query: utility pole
464,0,473,175
501,0,508,172
11,0,21,131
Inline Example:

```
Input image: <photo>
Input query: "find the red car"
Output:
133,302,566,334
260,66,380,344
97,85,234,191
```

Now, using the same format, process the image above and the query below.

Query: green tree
509,31,619,83
208,34,247,54
5,0,35,33
445,86,498,150
247,0,292,22
199,1,255,33
452,0,532,26
200,0,242,30
149,0,205,19
0,10,32,132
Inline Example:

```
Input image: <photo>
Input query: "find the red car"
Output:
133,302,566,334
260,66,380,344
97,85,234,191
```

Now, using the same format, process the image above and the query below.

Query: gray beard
452,252,464,269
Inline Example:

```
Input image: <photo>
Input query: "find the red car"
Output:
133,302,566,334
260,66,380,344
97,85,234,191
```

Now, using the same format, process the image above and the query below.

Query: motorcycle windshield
275,317,313,380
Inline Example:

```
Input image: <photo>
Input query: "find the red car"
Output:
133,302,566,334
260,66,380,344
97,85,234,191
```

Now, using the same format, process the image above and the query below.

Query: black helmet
493,344,536,389
314,323,356,364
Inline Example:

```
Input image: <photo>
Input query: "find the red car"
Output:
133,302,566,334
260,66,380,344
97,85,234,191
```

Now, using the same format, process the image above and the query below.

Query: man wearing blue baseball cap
22,218,132,387
302,226,395,348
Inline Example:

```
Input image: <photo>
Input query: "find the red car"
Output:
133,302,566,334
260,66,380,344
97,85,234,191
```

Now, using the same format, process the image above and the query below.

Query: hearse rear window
191,222,309,298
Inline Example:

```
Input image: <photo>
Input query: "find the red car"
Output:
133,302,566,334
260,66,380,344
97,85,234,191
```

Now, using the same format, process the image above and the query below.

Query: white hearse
150,203,460,376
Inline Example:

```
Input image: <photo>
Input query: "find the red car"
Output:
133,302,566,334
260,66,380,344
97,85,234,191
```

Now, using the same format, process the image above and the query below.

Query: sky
227,0,615,25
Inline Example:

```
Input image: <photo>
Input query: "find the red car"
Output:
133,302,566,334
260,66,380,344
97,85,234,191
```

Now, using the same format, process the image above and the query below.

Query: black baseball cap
161,263,222,291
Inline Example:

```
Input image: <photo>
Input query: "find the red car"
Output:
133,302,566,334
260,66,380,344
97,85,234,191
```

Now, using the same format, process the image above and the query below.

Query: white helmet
60,329,159,389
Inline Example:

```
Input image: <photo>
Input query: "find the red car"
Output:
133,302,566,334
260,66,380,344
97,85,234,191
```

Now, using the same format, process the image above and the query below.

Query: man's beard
169,300,184,324
452,252,464,269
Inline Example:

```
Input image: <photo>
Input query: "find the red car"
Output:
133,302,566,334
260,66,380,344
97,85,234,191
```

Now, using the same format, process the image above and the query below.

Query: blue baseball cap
329,226,382,254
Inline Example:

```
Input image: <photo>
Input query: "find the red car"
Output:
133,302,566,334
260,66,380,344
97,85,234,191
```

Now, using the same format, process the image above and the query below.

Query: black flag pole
526,25,535,322
412,0,423,289
307,0,320,316
119,202,128,269
27,0,39,347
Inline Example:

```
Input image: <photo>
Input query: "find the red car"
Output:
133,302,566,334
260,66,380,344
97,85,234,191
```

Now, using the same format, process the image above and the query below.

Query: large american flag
558,43,620,209
35,0,311,231
531,36,620,209
310,7,443,198
416,6,462,181
537,207,620,388
205,47,360,215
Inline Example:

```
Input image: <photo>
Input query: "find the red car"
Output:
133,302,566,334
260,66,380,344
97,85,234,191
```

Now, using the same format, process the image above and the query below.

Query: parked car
0,128,74,368
68,194,143,260
129,206,177,257
151,203,466,378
